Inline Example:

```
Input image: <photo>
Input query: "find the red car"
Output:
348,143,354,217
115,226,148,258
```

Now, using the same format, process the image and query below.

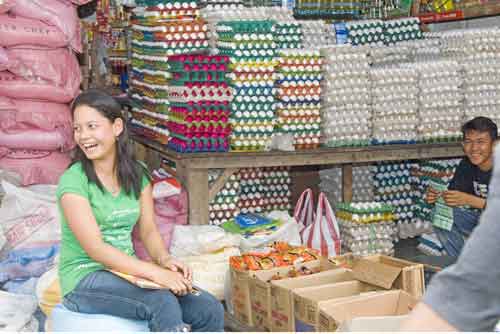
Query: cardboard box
293,280,378,332
318,290,418,331
249,259,333,331
337,315,410,331
270,268,354,332
231,259,325,327
330,253,425,298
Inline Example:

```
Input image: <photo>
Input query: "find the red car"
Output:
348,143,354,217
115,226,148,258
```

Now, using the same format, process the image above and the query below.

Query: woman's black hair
70,89,150,199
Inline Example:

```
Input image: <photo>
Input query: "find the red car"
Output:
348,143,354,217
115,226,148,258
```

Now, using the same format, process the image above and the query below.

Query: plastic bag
7,0,83,52
239,219,302,252
170,225,241,257
301,193,341,257
36,265,60,316
294,188,315,237
0,290,38,331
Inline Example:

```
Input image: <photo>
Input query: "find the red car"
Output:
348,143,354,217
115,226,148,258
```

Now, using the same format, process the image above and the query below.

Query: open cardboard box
249,259,335,331
293,280,379,332
329,253,425,298
269,268,355,332
230,259,327,327
318,290,418,331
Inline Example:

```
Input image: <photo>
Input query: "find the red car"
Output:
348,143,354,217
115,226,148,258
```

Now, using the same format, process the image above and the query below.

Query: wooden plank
181,167,209,225
342,164,353,202
133,136,463,169
208,168,239,203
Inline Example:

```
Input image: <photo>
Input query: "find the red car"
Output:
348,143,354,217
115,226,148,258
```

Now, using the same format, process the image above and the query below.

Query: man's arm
401,303,456,331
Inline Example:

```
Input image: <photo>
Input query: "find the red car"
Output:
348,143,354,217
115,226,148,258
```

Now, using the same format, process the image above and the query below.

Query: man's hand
426,187,440,204
442,190,471,207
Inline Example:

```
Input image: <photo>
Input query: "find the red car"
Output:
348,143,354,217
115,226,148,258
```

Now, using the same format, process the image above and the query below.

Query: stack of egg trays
166,54,233,153
276,49,322,150
260,167,292,213
370,66,419,144
461,53,500,127
320,45,372,148
216,20,278,151
335,202,397,256
346,19,385,46
383,17,423,46
409,158,460,237
129,99,170,144
412,60,464,143
275,22,303,50
298,20,336,49
237,168,265,214
209,170,241,225
319,166,374,206
373,162,418,240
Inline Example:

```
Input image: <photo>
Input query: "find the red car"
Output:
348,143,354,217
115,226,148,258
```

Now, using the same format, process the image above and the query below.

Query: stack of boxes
336,202,397,256
321,45,372,147
166,54,233,152
216,20,278,151
276,49,323,149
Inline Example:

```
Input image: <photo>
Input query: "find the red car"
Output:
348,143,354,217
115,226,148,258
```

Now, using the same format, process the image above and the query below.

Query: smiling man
426,116,498,257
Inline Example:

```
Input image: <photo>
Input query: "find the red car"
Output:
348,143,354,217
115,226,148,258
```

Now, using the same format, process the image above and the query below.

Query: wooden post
342,164,353,202
179,166,209,225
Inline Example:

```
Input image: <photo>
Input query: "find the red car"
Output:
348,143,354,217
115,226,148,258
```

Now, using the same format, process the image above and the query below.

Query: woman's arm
60,192,190,294
137,183,192,281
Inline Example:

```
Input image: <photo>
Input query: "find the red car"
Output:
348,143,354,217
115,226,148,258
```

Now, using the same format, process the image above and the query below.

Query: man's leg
434,207,481,257
178,288,224,332
63,270,190,332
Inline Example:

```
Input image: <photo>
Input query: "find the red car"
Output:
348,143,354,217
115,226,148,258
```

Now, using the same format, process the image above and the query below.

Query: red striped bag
293,188,315,233
301,192,341,257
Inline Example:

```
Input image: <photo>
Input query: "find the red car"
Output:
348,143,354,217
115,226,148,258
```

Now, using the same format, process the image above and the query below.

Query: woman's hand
442,190,471,207
150,266,191,296
158,255,193,283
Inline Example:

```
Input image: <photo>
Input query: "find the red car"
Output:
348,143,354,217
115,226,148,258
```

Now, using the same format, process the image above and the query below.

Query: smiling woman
53,90,224,332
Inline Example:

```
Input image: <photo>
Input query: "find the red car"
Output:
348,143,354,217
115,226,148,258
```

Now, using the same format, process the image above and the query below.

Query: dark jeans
63,270,224,332
434,207,481,257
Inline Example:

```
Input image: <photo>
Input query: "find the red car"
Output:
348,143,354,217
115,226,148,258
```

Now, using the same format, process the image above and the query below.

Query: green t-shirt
57,162,150,296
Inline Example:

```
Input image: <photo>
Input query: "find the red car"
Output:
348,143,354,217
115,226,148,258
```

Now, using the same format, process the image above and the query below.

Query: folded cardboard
329,253,425,298
270,268,354,332
293,280,378,332
230,259,324,327
249,259,334,331
337,315,410,331
318,290,418,331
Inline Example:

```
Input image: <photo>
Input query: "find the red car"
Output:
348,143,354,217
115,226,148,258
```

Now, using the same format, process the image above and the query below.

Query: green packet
221,219,282,234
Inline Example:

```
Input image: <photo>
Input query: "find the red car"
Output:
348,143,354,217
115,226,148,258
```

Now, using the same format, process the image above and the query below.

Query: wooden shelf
133,135,463,226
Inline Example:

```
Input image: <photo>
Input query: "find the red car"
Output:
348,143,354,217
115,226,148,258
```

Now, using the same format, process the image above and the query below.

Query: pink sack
0,97,74,151
0,0,15,13
0,14,69,49
0,47,80,103
154,189,188,218
0,149,71,185
7,0,82,52
132,222,175,262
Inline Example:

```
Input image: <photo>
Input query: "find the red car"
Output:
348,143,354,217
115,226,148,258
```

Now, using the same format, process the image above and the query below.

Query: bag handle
294,188,315,228
312,193,341,256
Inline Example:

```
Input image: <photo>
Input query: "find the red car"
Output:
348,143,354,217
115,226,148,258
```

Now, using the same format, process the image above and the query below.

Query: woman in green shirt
57,89,223,331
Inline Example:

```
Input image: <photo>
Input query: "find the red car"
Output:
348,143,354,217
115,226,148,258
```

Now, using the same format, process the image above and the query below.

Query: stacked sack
275,49,322,149
370,66,419,144
373,162,417,239
321,45,372,147
216,20,277,151
0,1,83,186
414,60,464,143
166,54,233,152
410,158,460,241
128,0,210,144
209,170,241,225
336,202,396,256
132,173,188,261
237,167,265,214
260,167,292,213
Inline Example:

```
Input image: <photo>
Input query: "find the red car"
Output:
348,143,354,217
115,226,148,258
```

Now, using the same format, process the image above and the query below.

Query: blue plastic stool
50,304,149,332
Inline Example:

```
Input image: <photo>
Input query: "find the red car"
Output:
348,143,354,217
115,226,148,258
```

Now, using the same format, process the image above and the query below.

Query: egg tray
166,85,233,103
167,121,231,138
323,139,372,148
129,122,169,145
130,82,170,100
169,109,230,123
132,45,210,57
168,136,229,153
132,58,170,72
216,20,276,34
